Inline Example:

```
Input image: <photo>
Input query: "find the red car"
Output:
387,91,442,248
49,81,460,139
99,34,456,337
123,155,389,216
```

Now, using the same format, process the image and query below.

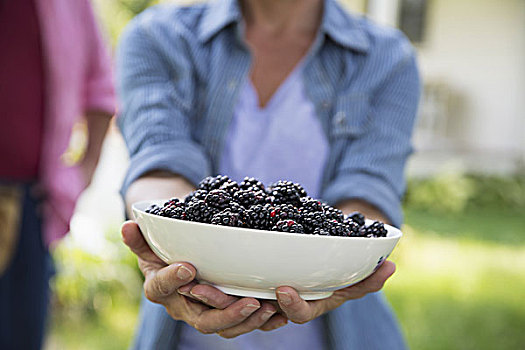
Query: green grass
46,207,525,349
386,207,525,350
404,206,525,245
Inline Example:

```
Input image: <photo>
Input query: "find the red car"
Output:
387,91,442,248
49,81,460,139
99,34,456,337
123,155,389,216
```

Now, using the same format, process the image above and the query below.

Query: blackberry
163,198,184,208
184,189,208,204
228,201,244,214
160,206,186,220
322,204,344,222
362,221,388,238
145,204,162,215
299,197,323,214
205,189,232,210
300,211,327,234
229,202,248,226
198,175,231,192
313,227,329,236
157,198,185,218
186,199,217,223
233,189,267,208
344,220,362,237
324,220,349,236
271,220,304,233
211,210,240,227
219,180,240,196
268,180,305,206
291,183,308,198
269,204,300,224
241,204,272,229
347,211,365,227
240,177,265,192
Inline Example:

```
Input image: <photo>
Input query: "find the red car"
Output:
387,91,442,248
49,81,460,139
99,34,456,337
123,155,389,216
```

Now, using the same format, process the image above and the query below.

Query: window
398,0,429,43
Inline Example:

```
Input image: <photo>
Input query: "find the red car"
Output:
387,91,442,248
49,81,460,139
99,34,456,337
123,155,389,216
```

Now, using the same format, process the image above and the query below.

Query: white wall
417,0,525,156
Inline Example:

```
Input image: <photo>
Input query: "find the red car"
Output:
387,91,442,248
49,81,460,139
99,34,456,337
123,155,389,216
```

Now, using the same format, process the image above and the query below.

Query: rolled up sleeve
323,49,421,228
116,19,211,195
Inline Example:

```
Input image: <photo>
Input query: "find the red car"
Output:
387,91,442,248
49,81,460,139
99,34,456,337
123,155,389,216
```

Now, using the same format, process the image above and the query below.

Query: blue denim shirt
117,0,421,228
117,1,419,348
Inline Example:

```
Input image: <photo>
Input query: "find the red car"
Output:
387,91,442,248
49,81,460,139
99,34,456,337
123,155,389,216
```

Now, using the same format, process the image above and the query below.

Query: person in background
0,0,115,349
118,0,420,348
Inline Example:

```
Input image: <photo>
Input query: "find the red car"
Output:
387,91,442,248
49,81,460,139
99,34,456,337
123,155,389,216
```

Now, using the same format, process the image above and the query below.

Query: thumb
121,221,164,264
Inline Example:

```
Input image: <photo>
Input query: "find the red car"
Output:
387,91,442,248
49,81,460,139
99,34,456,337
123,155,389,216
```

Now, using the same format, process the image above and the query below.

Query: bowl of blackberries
132,175,402,300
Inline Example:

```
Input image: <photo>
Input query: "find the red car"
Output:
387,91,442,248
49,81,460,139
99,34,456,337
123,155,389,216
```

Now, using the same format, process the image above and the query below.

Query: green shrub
51,229,143,322
404,173,525,213
404,172,475,213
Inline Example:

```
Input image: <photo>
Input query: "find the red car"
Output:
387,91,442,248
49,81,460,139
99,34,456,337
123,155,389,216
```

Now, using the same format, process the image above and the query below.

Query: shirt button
335,112,346,125
228,79,237,90
322,101,331,109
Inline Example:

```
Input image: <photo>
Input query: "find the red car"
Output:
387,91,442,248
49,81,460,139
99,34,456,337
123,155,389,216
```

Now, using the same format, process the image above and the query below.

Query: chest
194,33,372,161
245,31,315,107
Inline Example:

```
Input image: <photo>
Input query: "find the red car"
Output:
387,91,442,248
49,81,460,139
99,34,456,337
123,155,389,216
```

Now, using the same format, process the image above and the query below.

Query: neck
240,0,323,36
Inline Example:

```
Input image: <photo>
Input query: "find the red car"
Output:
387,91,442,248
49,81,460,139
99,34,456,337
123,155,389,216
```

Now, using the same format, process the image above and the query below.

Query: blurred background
44,0,525,349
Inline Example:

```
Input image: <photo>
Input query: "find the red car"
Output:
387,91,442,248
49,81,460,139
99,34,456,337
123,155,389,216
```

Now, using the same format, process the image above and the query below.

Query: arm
117,18,284,337
324,47,421,228
275,42,421,323
122,172,288,335
80,0,116,184
80,111,111,185
124,171,195,216
337,199,390,224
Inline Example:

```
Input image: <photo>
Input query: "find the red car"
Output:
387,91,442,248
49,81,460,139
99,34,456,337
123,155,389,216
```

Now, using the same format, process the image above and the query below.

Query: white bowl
132,200,402,300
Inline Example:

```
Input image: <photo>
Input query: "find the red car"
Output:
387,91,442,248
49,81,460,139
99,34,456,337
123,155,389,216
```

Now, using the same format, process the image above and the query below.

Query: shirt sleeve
116,19,211,196
322,48,421,228
83,0,116,115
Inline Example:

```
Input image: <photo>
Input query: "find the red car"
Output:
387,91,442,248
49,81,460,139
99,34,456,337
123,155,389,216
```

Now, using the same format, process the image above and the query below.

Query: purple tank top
179,62,329,350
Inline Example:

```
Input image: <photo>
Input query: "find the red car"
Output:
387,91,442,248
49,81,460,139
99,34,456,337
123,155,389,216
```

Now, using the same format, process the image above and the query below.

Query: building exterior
343,0,525,176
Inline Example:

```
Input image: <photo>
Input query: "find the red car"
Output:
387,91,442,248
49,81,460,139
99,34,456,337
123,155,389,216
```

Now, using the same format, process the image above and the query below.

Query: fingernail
277,320,288,328
277,291,292,306
189,291,208,303
177,288,191,297
272,320,288,330
178,284,192,293
261,310,275,322
240,304,260,317
177,265,192,280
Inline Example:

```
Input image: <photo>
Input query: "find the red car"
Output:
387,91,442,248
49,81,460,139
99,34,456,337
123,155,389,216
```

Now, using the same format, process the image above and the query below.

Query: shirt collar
322,0,370,53
198,0,242,43
198,0,370,53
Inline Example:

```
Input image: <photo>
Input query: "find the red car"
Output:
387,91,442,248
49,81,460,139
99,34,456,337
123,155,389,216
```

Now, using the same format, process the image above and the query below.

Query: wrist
335,199,390,224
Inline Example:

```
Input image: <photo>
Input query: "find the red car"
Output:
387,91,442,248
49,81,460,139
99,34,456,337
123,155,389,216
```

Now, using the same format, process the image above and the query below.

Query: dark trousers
0,185,54,350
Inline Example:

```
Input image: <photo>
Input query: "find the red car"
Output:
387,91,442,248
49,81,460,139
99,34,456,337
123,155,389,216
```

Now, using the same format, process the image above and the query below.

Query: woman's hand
181,259,395,329
121,221,288,338
275,261,396,324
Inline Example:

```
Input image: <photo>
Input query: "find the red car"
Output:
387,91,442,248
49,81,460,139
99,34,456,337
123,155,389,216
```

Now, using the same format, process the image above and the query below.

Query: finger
121,221,162,264
189,284,239,309
177,281,199,297
191,298,261,334
163,291,210,320
276,287,316,324
259,314,289,332
336,261,396,299
361,260,396,291
144,263,196,302
217,303,277,338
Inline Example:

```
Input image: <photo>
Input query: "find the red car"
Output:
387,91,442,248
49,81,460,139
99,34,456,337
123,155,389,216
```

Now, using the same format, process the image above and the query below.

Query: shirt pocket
330,93,371,138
